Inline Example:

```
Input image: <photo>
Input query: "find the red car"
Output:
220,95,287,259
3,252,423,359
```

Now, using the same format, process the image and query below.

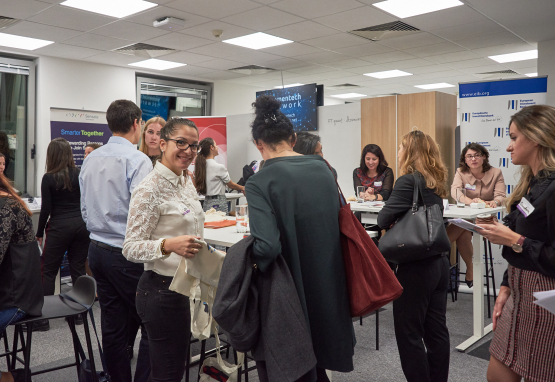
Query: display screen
140,94,170,121
256,84,317,131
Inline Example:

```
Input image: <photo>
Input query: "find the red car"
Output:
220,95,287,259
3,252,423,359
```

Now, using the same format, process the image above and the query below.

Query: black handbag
378,173,451,264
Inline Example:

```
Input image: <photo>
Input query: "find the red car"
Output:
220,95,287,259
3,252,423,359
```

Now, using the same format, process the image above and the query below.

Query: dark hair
251,95,295,148
293,132,320,155
0,172,31,216
160,117,198,141
46,138,76,191
0,131,9,155
85,143,101,150
106,100,142,134
194,137,215,195
359,144,388,176
0,152,5,173
459,142,492,173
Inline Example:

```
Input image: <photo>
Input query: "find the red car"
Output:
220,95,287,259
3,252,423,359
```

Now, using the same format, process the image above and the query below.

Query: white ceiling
1,0,554,98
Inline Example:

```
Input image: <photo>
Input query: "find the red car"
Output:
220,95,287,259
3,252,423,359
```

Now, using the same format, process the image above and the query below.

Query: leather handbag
378,173,451,264
325,161,403,317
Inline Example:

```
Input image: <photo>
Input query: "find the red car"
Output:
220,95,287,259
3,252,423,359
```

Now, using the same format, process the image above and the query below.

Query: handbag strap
411,173,427,212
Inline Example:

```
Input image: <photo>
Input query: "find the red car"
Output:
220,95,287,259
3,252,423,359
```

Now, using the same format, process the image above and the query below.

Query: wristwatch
511,236,526,253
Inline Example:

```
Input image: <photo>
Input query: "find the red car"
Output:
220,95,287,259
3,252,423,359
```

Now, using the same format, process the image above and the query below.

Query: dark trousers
393,255,450,382
42,216,90,296
136,271,191,382
88,242,150,382
256,362,330,382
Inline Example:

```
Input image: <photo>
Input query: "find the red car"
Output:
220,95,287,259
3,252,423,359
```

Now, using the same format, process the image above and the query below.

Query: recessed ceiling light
330,93,368,99
61,0,157,18
373,0,463,18
364,69,413,79
488,50,538,63
525,73,538,77
273,83,304,89
223,32,293,50
128,59,186,70
414,83,455,89
0,32,53,50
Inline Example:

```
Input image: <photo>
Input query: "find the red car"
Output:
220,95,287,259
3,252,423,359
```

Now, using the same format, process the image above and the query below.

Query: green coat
245,155,355,372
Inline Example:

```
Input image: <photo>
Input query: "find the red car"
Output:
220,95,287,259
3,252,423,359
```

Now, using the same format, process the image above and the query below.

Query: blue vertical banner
140,94,169,121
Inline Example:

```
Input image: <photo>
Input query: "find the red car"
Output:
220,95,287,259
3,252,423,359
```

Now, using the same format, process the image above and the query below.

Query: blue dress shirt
79,136,152,248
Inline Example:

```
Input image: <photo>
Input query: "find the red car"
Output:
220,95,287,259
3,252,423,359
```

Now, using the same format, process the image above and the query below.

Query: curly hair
458,142,492,173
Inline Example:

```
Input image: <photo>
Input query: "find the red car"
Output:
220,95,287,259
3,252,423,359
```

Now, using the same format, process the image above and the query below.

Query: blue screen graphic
256,84,317,131
140,94,170,121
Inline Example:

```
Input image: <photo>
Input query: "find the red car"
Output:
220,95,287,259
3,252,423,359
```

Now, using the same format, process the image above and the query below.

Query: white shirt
205,159,231,196
123,161,205,276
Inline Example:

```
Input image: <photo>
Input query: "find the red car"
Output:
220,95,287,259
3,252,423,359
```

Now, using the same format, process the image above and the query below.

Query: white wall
538,38,555,106
212,81,262,116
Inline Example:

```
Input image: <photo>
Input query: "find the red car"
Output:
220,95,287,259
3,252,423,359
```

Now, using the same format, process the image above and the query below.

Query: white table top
349,202,504,220
199,193,243,201
203,218,246,247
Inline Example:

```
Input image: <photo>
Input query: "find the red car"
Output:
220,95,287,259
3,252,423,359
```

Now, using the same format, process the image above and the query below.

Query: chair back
64,276,97,308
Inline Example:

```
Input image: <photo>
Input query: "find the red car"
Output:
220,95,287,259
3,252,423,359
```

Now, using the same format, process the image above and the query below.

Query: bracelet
161,239,170,256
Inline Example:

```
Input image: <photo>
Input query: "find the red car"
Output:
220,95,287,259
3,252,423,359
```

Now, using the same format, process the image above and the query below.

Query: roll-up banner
459,77,548,292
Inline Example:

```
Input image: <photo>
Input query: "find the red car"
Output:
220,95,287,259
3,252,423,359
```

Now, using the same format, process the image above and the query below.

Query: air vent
228,65,277,75
0,16,19,30
475,69,520,79
113,43,176,58
327,83,361,90
349,21,419,41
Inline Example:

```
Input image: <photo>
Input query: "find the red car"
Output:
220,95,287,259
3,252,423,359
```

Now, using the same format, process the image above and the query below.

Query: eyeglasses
465,154,483,160
166,138,200,153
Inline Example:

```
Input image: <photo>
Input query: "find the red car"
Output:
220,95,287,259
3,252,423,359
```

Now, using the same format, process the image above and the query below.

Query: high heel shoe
465,278,473,288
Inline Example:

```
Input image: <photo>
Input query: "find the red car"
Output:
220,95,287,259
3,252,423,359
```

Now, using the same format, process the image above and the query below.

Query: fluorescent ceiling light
525,73,538,77
61,0,157,18
223,32,293,50
274,83,304,89
364,69,413,79
129,59,185,70
0,32,53,50
414,83,455,90
330,93,367,99
488,50,538,63
373,0,463,18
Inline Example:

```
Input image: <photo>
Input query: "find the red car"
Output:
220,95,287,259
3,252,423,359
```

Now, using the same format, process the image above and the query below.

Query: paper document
448,218,485,234
534,290,555,316
362,201,385,207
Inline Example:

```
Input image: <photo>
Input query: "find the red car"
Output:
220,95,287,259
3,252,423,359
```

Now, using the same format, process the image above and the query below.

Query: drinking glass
456,188,467,208
236,205,249,233
357,186,366,203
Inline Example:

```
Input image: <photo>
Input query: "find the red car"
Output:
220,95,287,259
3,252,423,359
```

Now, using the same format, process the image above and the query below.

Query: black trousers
88,242,150,382
41,216,90,296
136,271,191,382
393,255,450,382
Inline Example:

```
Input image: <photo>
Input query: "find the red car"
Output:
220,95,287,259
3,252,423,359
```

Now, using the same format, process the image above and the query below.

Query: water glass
236,205,249,233
357,186,366,203
456,188,467,208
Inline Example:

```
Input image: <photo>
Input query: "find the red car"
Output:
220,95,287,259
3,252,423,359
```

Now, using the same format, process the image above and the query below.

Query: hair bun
252,95,281,117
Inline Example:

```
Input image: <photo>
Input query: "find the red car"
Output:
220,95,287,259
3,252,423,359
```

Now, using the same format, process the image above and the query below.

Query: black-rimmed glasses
465,154,483,160
166,138,200,153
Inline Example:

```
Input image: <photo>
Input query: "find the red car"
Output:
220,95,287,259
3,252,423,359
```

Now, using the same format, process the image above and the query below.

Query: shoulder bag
378,173,451,264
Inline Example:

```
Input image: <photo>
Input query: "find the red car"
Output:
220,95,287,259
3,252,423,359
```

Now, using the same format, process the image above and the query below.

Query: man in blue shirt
80,100,152,382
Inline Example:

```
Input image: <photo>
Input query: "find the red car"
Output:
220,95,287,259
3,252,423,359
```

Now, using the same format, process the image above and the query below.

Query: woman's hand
472,198,482,203
36,237,43,246
363,193,376,201
164,236,202,258
485,200,497,208
478,222,521,246
367,187,375,195
493,286,511,331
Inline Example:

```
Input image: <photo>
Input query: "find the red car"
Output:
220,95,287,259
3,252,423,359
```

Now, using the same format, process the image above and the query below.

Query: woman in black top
37,139,90,321
353,144,394,201
378,130,450,382
482,105,555,382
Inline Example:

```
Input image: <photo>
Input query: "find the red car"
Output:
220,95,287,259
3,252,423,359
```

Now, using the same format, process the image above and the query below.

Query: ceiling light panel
414,82,455,89
129,59,185,70
223,32,293,50
330,93,367,99
0,32,53,50
274,83,305,88
488,50,538,63
61,0,158,19
364,69,413,79
373,0,463,19
525,73,538,77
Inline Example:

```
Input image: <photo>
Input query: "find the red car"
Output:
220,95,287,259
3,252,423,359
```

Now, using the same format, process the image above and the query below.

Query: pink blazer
451,167,506,204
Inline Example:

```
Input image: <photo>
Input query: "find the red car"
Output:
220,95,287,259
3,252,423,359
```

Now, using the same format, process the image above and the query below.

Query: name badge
465,183,476,191
517,197,534,218
374,181,382,187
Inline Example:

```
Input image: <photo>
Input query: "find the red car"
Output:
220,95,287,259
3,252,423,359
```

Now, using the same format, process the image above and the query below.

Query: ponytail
194,138,215,195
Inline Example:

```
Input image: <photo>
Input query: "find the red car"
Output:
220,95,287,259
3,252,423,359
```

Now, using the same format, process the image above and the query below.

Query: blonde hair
139,116,166,155
399,130,449,198
506,105,555,211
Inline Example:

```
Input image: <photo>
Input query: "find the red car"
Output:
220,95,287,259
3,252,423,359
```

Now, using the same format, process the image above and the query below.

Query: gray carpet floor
1,291,495,381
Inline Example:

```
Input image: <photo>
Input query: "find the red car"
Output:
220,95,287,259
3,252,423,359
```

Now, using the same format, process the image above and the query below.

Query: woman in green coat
246,95,355,382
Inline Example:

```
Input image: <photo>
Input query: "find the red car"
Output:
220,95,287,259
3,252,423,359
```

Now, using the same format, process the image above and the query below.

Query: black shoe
127,345,134,360
465,278,473,288
66,315,84,325
10,368,32,382
22,319,50,332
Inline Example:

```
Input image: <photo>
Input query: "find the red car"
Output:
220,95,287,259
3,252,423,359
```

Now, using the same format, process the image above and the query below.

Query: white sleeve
217,164,231,184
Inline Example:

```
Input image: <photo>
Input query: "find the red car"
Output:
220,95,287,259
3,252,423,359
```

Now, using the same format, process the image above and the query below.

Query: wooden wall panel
361,96,397,176
435,91,457,200
397,92,437,141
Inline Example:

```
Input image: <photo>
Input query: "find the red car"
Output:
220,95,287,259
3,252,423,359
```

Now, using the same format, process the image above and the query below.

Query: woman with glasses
447,142,506,287
194,137,244,213
123,118,203,382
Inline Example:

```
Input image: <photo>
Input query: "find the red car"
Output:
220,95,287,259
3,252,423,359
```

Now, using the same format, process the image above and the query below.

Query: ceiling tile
456,31,523,50
314,6,396,32
402,5,487,31
0,0,52,19
86,51,145,66
443,58,496,70
407,64,454,75
28,5,115,32
125,6,210,29
295,50,346,64
271,0,364,19
165,65,217,76
265,21,340,42
262,57,310,70
155,51,215,64
221,6,304,31
431,20,506,42
471,43,537,57
143,33,215,51
179,21,255,41
324,58,373,70
199,58,249,70
198,70,249,80
35,43,103,59
403,42,466,58
418,69,466,79
287,65,340,75
3,21,82,42
332,42,394,57
259,42,322,57
392,58,435,69
302,33,368,50
346,64,390,75
165,0,261,19
91,21,169,42
502,58,538,70
63,33,132,51
227,50,283,65
378,33,447,50
189,42,251,59
362,51,417,64
459,64,511,75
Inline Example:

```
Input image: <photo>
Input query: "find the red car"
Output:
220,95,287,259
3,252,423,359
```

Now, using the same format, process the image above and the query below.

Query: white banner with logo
459,77,548,291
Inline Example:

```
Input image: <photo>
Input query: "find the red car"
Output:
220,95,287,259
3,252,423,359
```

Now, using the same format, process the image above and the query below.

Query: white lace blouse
123,161,205,277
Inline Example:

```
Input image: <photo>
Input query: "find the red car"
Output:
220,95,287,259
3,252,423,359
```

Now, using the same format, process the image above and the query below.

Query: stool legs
488,240,498,302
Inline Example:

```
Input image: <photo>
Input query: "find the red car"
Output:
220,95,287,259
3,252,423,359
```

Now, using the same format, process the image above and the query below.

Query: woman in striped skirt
480,105,555,382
